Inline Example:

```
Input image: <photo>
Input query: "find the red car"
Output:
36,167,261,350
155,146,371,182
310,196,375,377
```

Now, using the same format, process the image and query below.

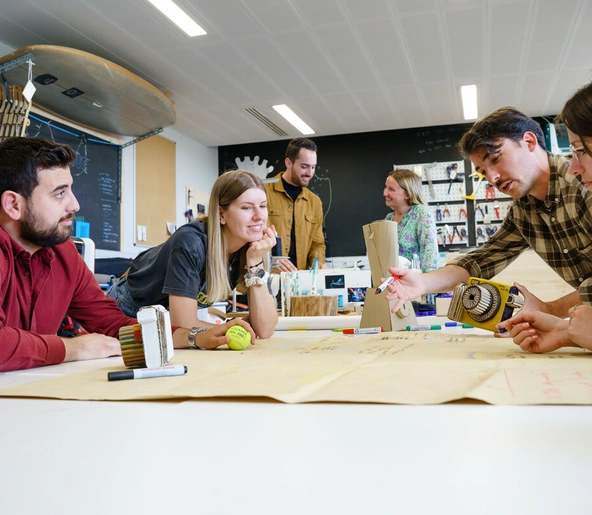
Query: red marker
343,327,383,335
375,274,401,294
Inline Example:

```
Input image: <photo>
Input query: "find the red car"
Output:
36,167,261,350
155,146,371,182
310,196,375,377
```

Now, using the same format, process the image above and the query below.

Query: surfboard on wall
0,45,176,137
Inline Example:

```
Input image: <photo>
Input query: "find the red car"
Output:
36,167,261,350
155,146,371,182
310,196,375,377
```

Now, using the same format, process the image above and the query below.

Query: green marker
462,324,474,329
405,325,442,331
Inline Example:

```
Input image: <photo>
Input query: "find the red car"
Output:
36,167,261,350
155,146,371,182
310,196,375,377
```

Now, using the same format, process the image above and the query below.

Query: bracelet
245,259,264,270
244,269,270,287
188,326,209,350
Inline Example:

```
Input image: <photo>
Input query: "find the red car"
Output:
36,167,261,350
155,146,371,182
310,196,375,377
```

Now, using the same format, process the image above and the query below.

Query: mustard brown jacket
264,172,326,270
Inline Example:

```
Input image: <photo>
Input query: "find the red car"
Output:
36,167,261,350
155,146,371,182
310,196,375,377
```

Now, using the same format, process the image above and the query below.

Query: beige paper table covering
1,332,591,404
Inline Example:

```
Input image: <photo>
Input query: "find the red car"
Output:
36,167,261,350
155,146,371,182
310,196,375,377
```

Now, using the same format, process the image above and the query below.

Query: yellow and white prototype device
119,305,174,369
447,277,524,333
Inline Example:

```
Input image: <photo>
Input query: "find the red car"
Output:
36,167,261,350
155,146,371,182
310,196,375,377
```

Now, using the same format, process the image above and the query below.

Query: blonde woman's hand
180,319,257,350
246,226,276,266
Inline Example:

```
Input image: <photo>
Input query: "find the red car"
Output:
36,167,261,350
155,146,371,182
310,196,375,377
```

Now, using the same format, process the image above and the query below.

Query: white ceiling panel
87,1,190,50
186,0,262,40
343,0,394,20
517,71,556,115
324,92,371,126
159,49,253,105
274,31,346,95
238,0,300,34
562,0,592,68
357,19,414,88
388,86,428,127
197,44,281,101
293,0,346,27
0,0,588,146
442,0,482,7
0,16,48,47
525,0,580,73
312,25,379,91
392,0,437,15
445,6,483,79
489,1,531,77
547,69,592,115
485,76,518,114
355,89,399,128
287,96,345,132
422,83,456,125
398,13,448,83
237,37,318,99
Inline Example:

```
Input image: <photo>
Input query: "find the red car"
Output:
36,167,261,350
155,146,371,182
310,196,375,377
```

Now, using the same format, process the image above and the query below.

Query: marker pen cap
108,370,134,381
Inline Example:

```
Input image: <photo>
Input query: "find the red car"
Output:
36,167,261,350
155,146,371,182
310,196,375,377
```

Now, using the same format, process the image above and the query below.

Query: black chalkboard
27,113,121,250
218,123,473,257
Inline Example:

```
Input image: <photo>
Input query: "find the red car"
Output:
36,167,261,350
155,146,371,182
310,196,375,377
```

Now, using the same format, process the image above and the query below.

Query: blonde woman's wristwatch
244,268,270,287
188,326,208,350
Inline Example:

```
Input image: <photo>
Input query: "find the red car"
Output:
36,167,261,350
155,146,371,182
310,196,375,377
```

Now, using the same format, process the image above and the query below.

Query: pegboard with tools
395,160,471,250
466,173,513,246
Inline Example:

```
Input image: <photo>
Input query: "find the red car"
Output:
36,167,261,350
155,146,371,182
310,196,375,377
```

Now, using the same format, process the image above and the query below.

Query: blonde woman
383,168,439,272
108,170,278,348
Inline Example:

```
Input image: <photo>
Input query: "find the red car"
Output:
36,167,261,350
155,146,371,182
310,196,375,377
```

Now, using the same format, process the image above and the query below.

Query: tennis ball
226,325,251,350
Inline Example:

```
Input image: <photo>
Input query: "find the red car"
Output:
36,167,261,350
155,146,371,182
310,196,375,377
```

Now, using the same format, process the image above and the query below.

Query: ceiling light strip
461,84,478,120
146,0,206,37
272,104,315,135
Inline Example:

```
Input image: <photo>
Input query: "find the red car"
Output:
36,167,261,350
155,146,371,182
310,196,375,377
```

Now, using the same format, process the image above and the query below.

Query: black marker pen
108,364,187,381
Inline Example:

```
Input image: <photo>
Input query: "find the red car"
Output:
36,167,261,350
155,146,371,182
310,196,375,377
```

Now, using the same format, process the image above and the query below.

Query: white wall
101,127,218,259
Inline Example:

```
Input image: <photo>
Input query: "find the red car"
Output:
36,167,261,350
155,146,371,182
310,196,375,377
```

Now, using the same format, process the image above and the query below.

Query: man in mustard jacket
265,138,326,272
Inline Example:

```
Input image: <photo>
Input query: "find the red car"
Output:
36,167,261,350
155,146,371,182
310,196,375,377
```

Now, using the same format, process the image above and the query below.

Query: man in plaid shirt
385,107,591,319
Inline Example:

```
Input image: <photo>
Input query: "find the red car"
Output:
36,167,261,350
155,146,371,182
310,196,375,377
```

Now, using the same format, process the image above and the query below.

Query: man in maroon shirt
0,137,138,371
0,138,217,372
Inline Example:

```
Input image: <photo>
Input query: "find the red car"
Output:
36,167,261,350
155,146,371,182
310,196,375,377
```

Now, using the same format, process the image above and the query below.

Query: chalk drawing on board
309,169,332,223
234,155,275,182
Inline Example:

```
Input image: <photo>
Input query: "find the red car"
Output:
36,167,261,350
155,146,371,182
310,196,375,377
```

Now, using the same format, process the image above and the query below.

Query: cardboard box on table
361,221,417,331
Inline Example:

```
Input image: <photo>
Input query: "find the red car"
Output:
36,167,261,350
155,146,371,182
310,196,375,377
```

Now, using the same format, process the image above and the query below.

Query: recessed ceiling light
146,0,206,37
460,84,478,120
272,104,315,135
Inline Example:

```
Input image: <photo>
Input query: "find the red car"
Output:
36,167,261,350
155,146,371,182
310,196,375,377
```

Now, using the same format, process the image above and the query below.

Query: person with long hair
383,168,439,272
108,170,278,349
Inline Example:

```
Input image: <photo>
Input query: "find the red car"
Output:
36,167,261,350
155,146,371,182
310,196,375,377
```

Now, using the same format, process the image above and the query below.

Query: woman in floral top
384,168,439,272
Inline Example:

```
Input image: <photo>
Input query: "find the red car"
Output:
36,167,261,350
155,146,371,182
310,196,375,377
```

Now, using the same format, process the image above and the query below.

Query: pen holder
119,305,174,369
289,295,337,317
119,324,148,369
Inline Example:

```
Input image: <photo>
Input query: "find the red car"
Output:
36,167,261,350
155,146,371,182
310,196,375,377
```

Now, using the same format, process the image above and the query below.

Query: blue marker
445,322,462,327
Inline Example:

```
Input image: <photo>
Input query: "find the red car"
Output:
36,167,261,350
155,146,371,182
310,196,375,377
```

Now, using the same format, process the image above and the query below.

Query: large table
1,322,592,515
